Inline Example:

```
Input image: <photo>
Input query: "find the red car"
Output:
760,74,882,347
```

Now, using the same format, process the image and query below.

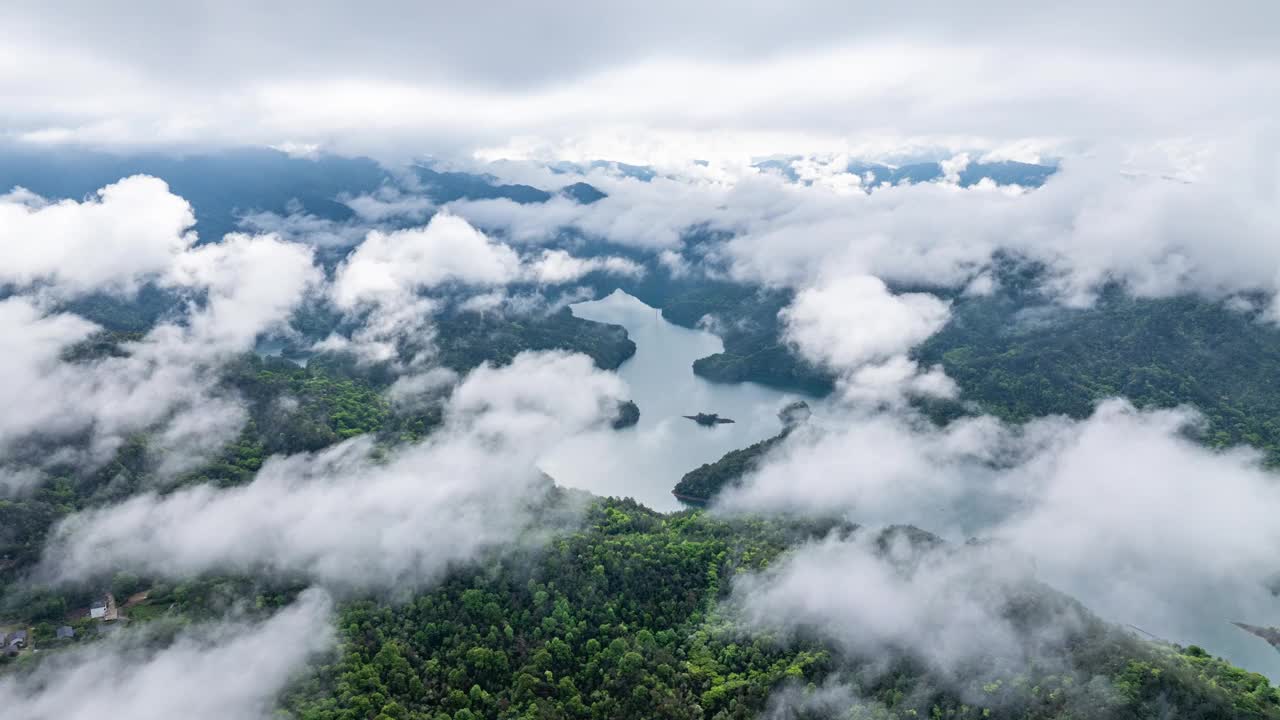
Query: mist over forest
3,3,1280,719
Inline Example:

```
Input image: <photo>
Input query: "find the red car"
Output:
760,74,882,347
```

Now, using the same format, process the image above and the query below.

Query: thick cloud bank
730,530,1082,679
0,176,195,298
0,178,321,481
41,351,628,587
783,276,951,370
720,400,1280,671
461,141,1280,325
4,4,1277,159
0,589,333,720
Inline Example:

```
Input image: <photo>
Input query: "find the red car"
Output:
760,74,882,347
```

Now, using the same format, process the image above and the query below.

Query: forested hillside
918,287,1280,463
279,500,1280,720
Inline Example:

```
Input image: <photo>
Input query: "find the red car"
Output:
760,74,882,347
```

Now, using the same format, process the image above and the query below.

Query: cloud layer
730,529,1082,683
0,589,334,720
719,399,1280,674
0,176,195,298
0,178,321,481
41,351,628,588
3,3,1278,159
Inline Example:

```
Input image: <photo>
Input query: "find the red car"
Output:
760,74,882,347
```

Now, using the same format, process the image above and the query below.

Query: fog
41,351,627,588
719,400,1280,679
0,589,334,720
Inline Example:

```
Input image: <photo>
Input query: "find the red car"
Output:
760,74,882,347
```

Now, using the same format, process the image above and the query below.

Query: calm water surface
540,290,801,512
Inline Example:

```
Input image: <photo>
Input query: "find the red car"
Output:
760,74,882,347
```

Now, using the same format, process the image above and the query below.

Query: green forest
276,502,1280,720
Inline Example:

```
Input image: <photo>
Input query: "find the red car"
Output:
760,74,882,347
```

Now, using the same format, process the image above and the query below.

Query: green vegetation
277,499,1280,720
917,286,1280,463
0,356,399,589
660,284,834,396
433,308,635,373
672,402,811,503
673,433,787,504
282,499,842,720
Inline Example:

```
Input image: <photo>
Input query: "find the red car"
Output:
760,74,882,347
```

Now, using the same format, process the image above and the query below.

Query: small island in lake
682,412,735,426
612,400,641,429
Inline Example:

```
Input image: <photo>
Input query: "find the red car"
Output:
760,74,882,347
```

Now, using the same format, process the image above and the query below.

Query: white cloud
730,529,1082,680
0,175,195,298
758,680,865,720
2,4,1278,162
716,410,1011,528
782,275,951,370
0,298,100,450
332,213,521,308
237,208,370,248
777,274,953,402
997,401,1280,648
526,249,643,284
727,145,1280,307
720,399,1280,675
449,175,737,250
324,212,646,366
41,351,628,587
461,141,1280,348
168,232,321,349
343,186,434,222
0,179,321,483
0,589,334,720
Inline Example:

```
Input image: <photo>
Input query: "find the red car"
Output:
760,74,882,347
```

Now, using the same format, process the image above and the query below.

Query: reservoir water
540,290,801,512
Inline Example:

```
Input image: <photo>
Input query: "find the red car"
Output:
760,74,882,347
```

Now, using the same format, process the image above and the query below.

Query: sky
3,2,1278,162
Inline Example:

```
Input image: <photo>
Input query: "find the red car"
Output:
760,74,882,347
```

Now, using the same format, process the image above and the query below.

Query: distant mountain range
754,155,1057,188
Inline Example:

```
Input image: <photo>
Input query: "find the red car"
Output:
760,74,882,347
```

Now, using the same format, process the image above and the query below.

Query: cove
539,290,801,512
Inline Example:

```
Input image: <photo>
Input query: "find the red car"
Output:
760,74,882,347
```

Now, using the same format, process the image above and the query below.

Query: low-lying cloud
322,211,642,366
41,351,628,588
0,178,321,482
729,529,1083,683
0,588,334,720
0,176,195,299
720,399,1280,674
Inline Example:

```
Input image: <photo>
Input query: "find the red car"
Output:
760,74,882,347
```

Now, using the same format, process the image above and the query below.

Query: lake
539,290,801,512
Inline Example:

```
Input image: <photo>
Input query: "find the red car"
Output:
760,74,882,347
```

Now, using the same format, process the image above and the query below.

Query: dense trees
672,433,787,504
431,308,635,374
657,283,834,395
279,502,848,720
917,285,1280,464
277,499,1280,720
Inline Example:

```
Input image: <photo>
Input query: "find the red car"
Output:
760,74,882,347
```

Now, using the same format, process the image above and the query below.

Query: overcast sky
4,2,1277,161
